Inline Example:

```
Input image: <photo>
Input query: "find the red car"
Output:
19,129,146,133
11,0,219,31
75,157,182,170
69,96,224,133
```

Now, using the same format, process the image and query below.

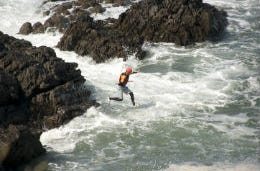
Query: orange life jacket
118,72,129,86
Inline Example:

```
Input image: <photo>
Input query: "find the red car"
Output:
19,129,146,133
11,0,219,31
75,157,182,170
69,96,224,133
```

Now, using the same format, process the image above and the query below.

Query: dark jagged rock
32,22,45,34
19,22,45,35
41,0,105,34
0,70,21,106
0,125,45,169
20,0,227,62
18,22,33,35
104,0,132,7
43,13,71,33
0,31,96,169
43,0,67,4
20,0,133,35
57,15,132,62
56,0,227,62
89,3,106,14
116,0,228,45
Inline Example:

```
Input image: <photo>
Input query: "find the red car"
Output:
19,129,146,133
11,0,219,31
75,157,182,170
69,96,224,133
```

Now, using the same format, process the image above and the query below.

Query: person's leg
122,87,135,106
129,92,135,106
109,86,123,101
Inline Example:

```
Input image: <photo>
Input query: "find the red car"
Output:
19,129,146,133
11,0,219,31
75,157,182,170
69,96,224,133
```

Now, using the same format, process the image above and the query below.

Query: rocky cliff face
56,0,227,62
0,31,96,169
19,0,131,35
0,125,45,170
56,15,140,63
19,0,228,63
116,0,228,45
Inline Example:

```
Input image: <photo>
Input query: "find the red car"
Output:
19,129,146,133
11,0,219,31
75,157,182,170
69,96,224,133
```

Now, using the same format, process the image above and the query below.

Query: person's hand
133,69,140,74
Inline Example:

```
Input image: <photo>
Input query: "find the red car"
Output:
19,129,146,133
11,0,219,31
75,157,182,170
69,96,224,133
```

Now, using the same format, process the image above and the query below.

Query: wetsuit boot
129,92,135,106
109,97,123,101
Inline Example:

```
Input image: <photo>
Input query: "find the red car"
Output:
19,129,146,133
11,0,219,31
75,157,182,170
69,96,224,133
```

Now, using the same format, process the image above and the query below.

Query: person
109,67,138,106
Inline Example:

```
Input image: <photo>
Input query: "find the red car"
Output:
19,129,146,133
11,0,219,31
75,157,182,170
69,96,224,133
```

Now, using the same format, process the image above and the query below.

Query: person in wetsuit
109,68,138,106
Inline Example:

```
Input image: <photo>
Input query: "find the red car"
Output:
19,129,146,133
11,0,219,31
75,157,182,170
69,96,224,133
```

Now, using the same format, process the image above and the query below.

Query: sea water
0,0,259,170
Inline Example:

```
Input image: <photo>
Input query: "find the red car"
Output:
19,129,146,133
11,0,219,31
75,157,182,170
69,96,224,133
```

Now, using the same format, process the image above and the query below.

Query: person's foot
132,101,135,106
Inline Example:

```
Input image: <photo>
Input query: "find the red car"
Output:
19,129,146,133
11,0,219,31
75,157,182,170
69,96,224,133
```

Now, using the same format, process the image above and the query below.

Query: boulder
54,2,73,14
116,0,228,45
0,125,45,168
32,22,45,34
44,13,71,33
89,3,106,14
19,0,228,62
18,21,49,35
21,0,133,34
57,15,131,62
57,0,227,62
41,0,101,33
0,31,96,169
18,22,33,35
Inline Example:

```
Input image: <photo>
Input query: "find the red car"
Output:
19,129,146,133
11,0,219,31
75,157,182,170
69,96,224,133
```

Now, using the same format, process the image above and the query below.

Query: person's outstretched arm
132,70,140,74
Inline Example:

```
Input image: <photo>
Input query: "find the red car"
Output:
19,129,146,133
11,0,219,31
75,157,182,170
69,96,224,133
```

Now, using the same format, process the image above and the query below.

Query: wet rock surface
18,22,33,35
116,0,228,45
19,0,227,62
57,0,227,62
0,31,96,169
0,125,45,169
21,0,132,35
57,15,140,63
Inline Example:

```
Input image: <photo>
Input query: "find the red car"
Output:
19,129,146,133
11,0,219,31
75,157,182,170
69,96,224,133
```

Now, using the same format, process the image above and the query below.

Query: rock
0,70,20,106
0,31,93,127
43,10,50,16
57,14,144,62
0,69,28,128
116,0,228,45
41,0,94,33
20,0,227,62
43,0,67,4
18,22,32,35
44,13,70,33
32,22,45,34
0,31,96,169
89,3,106,14
18,21,45,35
104,0,131,6
0,125,45,169
33,0,133,34
54,2,73,14
136,47,146,60
57,0,227,62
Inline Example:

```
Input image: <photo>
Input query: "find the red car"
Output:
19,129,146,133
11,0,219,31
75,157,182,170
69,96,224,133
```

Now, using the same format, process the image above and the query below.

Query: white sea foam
164,163,260,171
0,0,46,35
40,107,128,152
